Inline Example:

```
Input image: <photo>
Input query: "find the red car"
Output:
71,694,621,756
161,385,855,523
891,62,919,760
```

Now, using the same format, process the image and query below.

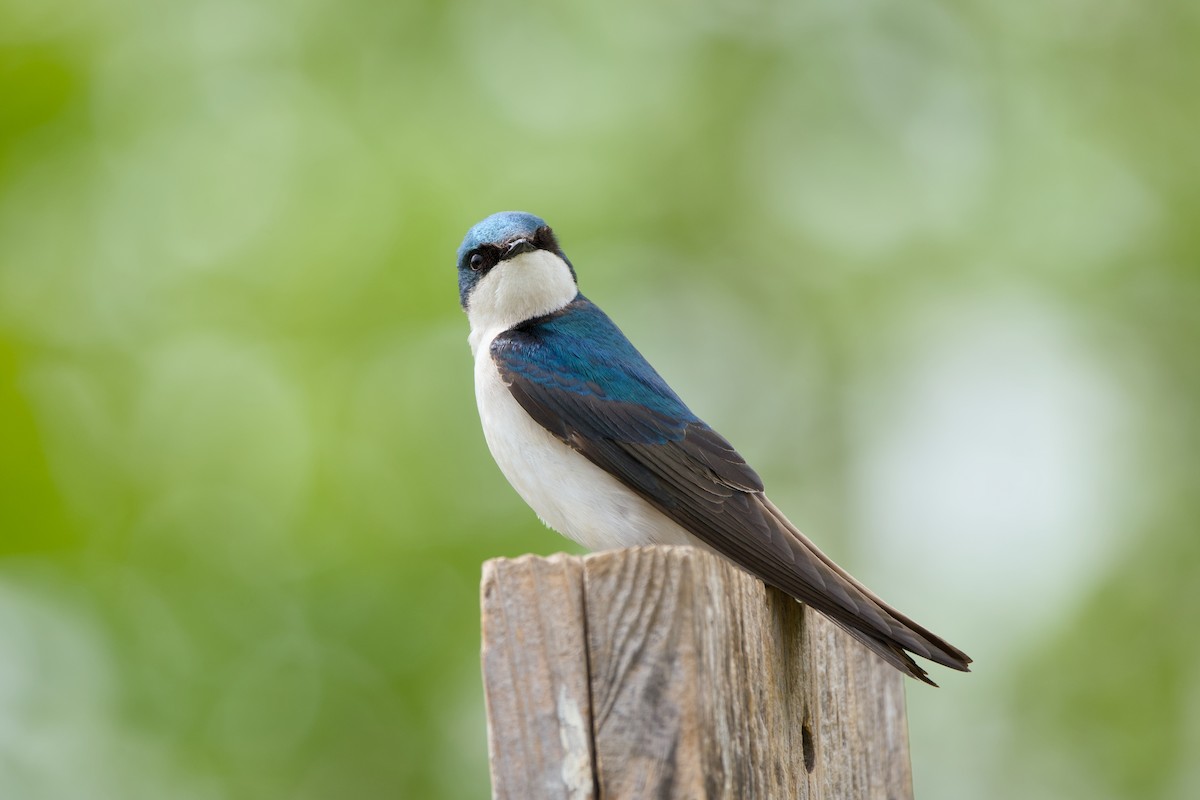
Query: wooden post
481,546,913,800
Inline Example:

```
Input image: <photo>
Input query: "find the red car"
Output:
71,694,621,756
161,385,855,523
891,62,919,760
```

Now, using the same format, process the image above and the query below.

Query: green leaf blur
1,1,1197,798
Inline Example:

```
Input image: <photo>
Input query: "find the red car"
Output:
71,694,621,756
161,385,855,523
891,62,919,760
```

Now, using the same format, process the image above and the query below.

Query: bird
457,210,971,685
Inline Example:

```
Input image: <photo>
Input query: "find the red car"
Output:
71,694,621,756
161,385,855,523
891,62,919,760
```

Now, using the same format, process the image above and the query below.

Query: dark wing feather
493,297,971,683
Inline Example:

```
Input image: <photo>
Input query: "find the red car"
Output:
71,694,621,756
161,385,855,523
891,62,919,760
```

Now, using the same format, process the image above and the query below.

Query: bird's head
457,211,579,340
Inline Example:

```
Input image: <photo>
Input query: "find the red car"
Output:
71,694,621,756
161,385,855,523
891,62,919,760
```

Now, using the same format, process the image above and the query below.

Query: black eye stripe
533,225,560,253
466,247,501,273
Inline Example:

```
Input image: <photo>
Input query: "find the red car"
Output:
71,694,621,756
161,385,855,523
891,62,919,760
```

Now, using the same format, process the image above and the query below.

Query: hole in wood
802,721,815,773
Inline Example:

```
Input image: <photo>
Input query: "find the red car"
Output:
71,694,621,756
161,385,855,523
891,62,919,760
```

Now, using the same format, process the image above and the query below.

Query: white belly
473,345,699,551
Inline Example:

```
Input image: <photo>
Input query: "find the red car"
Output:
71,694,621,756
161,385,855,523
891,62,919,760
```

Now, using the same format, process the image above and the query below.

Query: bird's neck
467,249,579,356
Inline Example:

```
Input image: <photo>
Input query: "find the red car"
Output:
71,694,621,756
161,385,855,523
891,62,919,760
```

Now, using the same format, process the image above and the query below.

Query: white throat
466,249,578,356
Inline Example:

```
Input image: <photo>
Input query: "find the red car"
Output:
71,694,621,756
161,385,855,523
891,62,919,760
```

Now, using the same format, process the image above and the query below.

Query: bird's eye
469,253,485,271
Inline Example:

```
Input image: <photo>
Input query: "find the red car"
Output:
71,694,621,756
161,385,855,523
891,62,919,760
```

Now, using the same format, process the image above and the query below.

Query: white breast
465,248,698,551
473,340,699,551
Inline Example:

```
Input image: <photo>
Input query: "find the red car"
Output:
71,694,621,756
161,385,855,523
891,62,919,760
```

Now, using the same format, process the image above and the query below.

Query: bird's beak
503,238,535,259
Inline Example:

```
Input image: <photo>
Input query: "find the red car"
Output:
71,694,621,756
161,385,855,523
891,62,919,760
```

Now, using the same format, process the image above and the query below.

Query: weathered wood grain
481,546,913,800
481,554,596,800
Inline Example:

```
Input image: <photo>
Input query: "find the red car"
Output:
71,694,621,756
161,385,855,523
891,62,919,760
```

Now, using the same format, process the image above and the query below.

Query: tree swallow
458,211,971,685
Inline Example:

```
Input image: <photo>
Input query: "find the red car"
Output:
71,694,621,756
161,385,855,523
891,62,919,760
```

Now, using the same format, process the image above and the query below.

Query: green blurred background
2,0,1198,797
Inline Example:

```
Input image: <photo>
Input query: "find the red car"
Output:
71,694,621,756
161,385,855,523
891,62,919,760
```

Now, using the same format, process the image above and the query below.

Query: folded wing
492,297,971,684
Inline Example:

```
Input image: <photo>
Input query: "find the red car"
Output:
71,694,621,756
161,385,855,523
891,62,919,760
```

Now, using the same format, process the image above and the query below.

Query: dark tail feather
828,616,940,686
757,496,972,681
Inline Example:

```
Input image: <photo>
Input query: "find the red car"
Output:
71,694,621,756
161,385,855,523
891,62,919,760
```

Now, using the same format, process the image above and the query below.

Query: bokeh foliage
1,1,1198,798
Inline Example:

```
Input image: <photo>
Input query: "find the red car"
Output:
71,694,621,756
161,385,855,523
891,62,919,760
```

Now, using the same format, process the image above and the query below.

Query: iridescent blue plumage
491,296,765,498
496,296,700,430
457,211,547,266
